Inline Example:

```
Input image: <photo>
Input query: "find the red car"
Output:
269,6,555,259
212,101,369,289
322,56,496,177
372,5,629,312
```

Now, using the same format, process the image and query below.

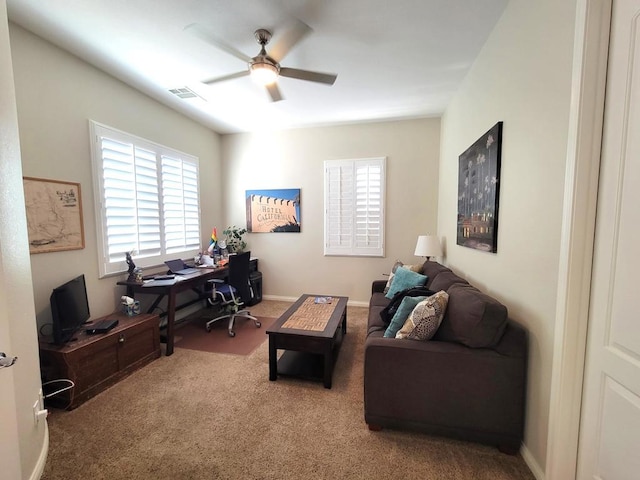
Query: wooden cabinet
39,312,160,409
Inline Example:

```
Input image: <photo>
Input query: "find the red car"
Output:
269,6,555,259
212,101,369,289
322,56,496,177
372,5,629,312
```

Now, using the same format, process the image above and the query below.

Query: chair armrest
208,278,224,284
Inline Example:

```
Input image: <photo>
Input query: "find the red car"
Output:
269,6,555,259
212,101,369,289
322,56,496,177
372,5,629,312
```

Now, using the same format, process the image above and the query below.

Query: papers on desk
142,276,187,287
142,278,176,287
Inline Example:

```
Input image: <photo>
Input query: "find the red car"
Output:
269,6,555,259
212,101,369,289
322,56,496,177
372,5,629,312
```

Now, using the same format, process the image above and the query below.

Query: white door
0,340,21,479
577,0,640,477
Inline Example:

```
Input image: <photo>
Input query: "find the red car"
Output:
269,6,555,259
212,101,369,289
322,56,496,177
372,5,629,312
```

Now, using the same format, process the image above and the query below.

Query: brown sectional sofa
364,261,527,453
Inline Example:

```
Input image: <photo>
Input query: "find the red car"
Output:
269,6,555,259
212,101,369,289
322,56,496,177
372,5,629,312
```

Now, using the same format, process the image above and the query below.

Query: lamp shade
414,235,442,258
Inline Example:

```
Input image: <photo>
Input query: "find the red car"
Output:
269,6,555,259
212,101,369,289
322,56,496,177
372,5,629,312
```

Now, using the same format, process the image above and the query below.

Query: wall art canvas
457,122,503,253
246,188,301,232
23,177,85,254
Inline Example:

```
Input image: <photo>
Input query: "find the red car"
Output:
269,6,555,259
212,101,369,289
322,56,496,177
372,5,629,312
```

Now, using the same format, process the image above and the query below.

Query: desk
118,267,225,356
117,258,259,356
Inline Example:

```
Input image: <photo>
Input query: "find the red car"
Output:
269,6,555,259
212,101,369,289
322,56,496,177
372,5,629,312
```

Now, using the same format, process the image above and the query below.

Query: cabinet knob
118,334,126,344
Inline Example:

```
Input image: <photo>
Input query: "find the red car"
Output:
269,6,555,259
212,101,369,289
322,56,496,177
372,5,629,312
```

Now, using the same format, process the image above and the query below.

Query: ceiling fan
185,20,337,102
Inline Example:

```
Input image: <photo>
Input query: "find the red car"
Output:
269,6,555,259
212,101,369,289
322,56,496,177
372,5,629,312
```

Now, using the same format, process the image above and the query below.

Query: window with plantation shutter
90,121,200,277
324,157,385,256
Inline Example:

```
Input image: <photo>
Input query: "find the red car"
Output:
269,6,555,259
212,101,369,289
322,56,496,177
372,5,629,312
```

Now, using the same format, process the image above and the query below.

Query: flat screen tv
50,274,90,345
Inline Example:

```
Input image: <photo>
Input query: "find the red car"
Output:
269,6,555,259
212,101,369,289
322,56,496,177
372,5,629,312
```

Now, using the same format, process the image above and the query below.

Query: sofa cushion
367,306,388,335
396,291,449,340
421,261,452,289
385,267,428,299
429,271,469,292
383,295,428,338
370,291,390,309
434,284,508,348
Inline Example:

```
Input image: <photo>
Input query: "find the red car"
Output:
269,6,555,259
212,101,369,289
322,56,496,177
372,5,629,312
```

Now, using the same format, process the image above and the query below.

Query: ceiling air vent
169,87,205,101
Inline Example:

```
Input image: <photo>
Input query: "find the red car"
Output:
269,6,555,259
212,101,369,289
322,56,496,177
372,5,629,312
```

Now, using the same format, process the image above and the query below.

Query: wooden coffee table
266,294,348,389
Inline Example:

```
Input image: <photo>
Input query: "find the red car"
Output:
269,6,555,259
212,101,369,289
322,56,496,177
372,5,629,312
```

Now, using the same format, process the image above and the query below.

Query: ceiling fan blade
279,67,337,85
184,23,252,64
202,70,249,85
268,19,312,63
265,83,283,102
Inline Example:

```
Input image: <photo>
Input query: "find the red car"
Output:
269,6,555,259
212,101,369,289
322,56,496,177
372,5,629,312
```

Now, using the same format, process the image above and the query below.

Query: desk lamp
414,235,442,261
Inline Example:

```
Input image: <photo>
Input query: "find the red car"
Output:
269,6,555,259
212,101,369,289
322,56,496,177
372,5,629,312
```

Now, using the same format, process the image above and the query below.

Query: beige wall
0,3,47,478
438,0,577,474
10,24,223,326
222,118,441,305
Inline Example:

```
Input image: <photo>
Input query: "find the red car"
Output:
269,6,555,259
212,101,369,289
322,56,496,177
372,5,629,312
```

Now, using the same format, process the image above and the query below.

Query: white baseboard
31,421,49,480
521,443,545,480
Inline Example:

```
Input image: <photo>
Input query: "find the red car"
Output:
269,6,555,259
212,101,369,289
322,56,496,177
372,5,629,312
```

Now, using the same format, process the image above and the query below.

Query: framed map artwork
23,177,85,254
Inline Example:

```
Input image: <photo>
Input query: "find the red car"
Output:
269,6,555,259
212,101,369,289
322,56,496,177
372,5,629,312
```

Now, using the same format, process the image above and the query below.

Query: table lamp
414,235,442,261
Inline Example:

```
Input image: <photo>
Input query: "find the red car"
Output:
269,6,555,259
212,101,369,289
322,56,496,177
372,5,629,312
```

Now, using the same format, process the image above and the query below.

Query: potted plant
223,225,247,253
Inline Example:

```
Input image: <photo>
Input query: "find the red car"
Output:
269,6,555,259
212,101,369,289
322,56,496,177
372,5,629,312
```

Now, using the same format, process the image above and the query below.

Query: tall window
90,121,200,277
324,157,385,256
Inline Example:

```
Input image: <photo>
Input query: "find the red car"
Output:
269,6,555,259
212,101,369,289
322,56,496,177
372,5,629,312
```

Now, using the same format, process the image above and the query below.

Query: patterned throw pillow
396,291,449,341
383,261,404,294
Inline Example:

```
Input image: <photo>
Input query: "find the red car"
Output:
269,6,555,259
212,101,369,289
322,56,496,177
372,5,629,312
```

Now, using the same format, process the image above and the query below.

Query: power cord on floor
43,379,75,398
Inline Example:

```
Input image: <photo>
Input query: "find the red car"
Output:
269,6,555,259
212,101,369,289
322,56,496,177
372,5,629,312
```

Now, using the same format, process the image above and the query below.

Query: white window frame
89,121,201,277
324,157,386,257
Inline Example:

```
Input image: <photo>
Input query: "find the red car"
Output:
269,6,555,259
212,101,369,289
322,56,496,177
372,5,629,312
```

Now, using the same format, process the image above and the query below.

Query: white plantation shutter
91,122,200,277
161,155,200,253
324,157,385,256
101,139,161,261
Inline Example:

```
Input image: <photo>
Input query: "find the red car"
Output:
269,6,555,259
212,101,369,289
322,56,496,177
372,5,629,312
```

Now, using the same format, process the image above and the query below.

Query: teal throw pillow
385,267,428,299
383,295,428,338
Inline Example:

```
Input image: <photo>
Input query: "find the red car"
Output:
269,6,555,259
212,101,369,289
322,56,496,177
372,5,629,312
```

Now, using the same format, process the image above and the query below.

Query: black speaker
248,271,262,305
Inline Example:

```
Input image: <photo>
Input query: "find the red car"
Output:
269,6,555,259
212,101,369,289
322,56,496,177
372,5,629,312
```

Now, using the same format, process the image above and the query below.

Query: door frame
545,0,612,479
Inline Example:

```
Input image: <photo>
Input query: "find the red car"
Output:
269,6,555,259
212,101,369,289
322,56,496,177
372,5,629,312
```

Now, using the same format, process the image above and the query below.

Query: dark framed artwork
457,122,503,253
245,188,301,232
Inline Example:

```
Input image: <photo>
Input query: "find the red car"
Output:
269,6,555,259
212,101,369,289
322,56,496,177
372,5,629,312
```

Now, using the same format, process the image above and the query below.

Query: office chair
205,251,261,337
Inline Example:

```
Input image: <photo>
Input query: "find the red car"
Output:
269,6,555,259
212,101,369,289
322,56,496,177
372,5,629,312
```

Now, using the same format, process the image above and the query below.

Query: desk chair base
205,309,261,337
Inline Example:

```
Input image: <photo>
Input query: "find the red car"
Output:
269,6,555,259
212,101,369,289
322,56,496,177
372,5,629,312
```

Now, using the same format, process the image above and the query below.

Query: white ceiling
6,0,508,134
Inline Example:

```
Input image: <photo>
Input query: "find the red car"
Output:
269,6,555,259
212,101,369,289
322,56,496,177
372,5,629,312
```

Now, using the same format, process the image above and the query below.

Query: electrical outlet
33,388,48,425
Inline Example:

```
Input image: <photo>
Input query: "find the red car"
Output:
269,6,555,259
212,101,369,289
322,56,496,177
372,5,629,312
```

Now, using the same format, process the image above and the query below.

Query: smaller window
324,157,386,256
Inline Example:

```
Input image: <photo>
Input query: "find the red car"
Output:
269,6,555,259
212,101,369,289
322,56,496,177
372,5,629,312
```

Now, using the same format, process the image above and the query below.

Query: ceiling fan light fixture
250,61,279,86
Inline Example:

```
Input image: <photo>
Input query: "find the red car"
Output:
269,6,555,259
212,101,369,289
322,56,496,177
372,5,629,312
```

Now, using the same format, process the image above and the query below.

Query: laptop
164,259,199,275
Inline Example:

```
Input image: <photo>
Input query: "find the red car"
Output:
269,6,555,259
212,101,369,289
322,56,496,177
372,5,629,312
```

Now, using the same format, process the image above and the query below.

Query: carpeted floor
174,311,276,355
41,300,535,480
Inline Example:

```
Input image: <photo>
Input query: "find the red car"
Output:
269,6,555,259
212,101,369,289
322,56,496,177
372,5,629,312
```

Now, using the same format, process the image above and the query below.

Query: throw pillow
383,295,428,338
396,290,449,340
383,260,404,294
385,267,428,299
383,262,423,294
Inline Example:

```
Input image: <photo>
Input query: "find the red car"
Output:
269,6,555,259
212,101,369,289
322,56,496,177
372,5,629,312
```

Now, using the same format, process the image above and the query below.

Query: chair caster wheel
256,321,261,328
205,325,211,332
228,330,236,337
